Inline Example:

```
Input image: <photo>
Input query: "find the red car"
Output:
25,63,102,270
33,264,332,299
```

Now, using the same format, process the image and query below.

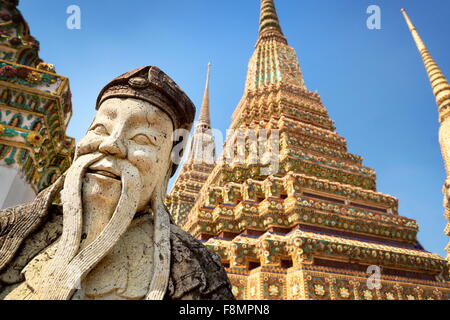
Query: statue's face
76,97,174,211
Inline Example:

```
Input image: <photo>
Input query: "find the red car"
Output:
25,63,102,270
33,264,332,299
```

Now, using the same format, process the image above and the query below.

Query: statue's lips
86,168,121,181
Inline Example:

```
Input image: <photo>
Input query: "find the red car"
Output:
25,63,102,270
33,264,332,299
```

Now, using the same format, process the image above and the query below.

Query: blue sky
19,0,450,257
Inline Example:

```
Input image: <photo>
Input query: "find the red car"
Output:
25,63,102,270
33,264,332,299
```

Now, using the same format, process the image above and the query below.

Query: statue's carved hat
96,66,196,132
96,66,196,176
4,0,19,8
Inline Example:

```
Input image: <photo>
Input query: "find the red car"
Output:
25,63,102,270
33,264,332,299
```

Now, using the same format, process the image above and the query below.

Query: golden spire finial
402,9,450,261
198,63,211,127
401,8,450,123
257,0,287,45
401,8,426,51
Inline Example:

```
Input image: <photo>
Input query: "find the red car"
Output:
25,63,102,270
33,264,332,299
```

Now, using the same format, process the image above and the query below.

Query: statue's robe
0,180,234,300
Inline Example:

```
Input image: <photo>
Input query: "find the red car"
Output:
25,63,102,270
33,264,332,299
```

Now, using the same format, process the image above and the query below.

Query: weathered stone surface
0,66,234,300
0,202,234,300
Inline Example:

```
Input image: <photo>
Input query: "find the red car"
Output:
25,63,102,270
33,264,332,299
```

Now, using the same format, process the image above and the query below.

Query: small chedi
0,0,74,209
400,10,450,264
0,66,234,300
172,0,450,300
167,63,216,226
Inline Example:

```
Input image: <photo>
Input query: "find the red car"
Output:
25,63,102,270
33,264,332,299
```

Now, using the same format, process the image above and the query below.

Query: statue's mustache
85,158,124,182
74,152,136,183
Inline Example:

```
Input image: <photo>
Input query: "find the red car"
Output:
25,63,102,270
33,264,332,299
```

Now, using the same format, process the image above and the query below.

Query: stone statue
0,66,234,300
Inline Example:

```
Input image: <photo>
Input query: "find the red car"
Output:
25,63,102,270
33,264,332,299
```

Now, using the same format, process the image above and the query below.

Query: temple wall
0,165,35,209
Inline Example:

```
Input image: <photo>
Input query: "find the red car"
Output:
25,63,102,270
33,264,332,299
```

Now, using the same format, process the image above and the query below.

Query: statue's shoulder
0,178,64,275
0,201,47,274
167,224,235,300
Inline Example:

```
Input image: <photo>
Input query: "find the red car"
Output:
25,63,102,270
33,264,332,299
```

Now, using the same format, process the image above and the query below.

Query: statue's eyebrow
105,109,117,120
146,113,158,127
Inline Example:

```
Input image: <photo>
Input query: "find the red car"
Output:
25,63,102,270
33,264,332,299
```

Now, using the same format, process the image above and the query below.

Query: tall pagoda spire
191,63,215,163
401,8,450,262
257,0,287,45
198,63,211,127
166,63,216,226
401,9,450,123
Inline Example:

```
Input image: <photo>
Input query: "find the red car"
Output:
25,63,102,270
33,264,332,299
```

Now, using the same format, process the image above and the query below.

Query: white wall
0,166,36,209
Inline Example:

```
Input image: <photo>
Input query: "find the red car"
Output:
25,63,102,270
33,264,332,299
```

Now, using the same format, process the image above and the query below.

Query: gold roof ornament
401,8,450,123
401,8,450,263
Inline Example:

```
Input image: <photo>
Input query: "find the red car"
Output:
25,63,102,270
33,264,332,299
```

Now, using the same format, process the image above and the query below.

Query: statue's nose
99,135,127,158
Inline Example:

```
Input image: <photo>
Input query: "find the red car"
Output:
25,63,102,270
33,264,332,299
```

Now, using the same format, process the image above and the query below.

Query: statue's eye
91,124,108,135
132,134,154,146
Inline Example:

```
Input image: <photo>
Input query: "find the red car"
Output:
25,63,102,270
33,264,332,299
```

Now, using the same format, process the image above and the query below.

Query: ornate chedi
0,0,74,208
180,0,450,300
401,9,450,264
167,63,216,226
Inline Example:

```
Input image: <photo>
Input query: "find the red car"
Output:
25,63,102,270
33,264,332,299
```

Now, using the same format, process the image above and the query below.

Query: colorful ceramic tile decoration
170,1,450,300
0,0,74,206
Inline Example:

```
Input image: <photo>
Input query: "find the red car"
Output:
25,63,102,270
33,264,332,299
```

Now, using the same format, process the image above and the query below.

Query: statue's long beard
37,153,141,300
